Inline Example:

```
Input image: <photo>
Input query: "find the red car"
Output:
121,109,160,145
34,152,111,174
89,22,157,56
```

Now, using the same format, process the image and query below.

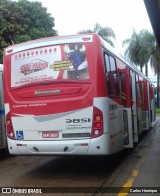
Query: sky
31,0,155,78
36,0,153,54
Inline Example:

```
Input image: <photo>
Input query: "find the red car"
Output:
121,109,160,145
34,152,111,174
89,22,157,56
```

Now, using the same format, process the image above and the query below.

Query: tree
78,23,116,47
17,0,57,37
78,29,93,34
0,0,57,63
123,29,160,107
0,0,26,44
150,45,160,108
122,29,154,76
94,23,116,47
138,29,155,76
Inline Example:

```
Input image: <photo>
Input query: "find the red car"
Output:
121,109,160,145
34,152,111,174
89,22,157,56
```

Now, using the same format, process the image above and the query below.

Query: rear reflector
82,37,91,41
16,144,23,146
16,144,27,146
7,49,13,53
80,143,88,146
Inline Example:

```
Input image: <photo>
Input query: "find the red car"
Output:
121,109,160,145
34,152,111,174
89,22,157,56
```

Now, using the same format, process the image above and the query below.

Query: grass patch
156,108,160,115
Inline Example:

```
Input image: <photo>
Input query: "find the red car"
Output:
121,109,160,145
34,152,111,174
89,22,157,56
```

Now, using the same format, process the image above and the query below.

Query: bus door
149,84,156,123
130,70,139,143
0,69,5,148
140,81,147,129
136,76,143,135
119,68,134,148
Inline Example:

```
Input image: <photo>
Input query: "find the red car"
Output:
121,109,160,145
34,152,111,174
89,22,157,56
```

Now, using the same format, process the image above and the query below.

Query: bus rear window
11,43,89,88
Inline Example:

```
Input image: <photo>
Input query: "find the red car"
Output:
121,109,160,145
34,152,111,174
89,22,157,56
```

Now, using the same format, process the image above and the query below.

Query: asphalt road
0,119,158,196
0,148,131,195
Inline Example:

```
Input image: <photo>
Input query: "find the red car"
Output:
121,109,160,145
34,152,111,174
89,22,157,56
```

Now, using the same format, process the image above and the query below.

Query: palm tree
123,29,160,107
77,29,93,34
78,23,116,47
150,45,160,108
139,29,155,76
123,30,142,70
122,29,154,76
94,23,116,47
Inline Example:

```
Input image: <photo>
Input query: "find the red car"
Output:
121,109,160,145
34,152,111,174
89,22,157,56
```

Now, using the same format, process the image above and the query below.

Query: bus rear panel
4,34,120,155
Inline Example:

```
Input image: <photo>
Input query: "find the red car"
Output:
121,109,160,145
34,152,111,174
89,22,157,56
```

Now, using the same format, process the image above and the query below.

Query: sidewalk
128,116,160,195
102,116,160,196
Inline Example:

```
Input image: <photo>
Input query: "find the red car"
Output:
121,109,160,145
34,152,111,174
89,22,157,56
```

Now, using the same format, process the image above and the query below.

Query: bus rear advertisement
3,34,155,155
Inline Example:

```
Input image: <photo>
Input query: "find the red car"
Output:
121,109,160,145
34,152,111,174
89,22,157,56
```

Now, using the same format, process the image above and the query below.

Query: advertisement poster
11,43,89,87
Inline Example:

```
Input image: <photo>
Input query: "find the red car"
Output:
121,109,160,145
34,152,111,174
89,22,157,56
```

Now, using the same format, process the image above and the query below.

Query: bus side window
104,54,111,95
136,74,141,99
105,54,110,72
104,53,120,97
119,72,127,106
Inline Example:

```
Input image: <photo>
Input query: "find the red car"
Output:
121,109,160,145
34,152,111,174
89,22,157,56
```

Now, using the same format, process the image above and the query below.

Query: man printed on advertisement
65,43,87,79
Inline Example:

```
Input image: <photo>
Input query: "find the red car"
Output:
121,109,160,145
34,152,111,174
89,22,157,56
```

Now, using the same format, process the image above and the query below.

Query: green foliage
122,28,160,108
122,29,155,76
0,0,57,63
156,108,160,115
0,1,26,42
94,23,116,47
17,0,56,34
77,29,93,34
15,35,31,43
78,23,116,47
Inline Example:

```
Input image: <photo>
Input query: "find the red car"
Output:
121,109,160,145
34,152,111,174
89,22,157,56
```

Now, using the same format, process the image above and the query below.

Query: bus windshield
11,43,89,88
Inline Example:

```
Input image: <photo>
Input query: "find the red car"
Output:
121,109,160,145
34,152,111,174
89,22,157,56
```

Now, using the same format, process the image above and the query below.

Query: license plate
42,131,59,138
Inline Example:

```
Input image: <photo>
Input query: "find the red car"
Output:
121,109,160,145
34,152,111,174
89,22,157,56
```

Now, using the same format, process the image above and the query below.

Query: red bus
0,64,7,150
3,34,155,155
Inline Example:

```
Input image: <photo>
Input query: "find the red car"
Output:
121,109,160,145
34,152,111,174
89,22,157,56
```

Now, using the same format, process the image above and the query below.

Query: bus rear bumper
7,134,113,155
7,138,89,155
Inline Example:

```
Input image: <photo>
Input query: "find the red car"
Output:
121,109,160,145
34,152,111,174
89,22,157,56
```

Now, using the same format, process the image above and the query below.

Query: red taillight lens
91,107,103,138
95,122,102,128
6,112,15,140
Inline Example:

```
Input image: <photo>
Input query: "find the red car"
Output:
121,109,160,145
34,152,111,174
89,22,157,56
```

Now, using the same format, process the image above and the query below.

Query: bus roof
5,34,93,56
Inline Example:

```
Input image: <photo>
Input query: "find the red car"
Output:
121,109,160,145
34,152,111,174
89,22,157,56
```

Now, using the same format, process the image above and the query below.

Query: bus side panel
88,97,124,155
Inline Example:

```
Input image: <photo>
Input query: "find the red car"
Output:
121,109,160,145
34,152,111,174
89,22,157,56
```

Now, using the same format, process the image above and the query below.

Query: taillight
91,107,103,138
6,112,15,140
